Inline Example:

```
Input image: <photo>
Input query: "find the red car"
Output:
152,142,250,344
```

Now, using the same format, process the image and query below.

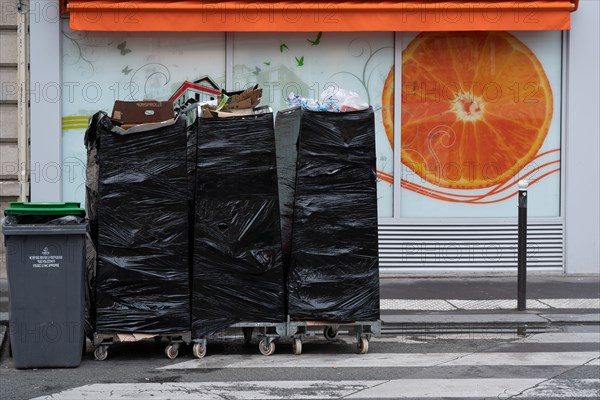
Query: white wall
29,0,62,201
565,0,600,273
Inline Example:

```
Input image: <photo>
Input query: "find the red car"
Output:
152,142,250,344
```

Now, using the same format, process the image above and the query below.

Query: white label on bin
30,247,63,268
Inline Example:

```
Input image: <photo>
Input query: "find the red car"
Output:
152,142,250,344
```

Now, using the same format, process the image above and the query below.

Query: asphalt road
1,325,598,400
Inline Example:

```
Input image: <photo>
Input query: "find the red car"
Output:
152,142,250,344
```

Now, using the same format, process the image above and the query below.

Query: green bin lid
4,202,86,217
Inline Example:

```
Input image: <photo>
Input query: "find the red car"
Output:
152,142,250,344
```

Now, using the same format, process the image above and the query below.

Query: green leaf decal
307,32,322,46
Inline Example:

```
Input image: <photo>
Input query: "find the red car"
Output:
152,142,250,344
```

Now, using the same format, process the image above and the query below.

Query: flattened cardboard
111,101,174,126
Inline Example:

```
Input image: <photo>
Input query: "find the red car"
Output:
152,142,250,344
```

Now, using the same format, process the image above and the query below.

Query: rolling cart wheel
258,339,276,356
323,326,339,341
165,344,179,360
357,337,369,354
243,327,253,344
193,343,207,359
94,345,108,361
292,338,302,355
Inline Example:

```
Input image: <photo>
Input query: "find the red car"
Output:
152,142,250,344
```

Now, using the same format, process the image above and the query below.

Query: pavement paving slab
383,313,550,325
540,313,600,324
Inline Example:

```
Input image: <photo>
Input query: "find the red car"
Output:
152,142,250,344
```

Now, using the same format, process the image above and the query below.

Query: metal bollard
517,179,528,311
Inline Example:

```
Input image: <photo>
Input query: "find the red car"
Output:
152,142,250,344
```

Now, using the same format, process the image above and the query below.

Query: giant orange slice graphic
382,32,553,189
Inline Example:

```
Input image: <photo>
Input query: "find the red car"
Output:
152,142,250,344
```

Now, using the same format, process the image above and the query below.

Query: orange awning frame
67,1,579,32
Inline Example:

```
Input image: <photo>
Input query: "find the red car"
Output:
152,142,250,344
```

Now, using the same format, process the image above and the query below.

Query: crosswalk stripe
30,381,384,400
346,378,600,399
159,351,599,370
444,351,599,366
372,332,600,343
30,379,600,399
28,331,600,400
517,332,600,343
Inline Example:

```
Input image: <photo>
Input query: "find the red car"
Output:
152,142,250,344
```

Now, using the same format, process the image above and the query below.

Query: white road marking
160,351,600,370
30,379,600,399
346,378,600,399
443,351,599,367
371,332,600,342
30,381,385,400
371,333,523,342
518,378,600,398
517,332,600,343
159,352,462,369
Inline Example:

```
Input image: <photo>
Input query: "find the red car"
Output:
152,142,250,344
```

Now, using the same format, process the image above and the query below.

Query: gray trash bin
2,202,87,369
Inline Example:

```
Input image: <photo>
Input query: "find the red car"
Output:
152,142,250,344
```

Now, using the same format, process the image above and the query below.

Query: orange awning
68,1,579,32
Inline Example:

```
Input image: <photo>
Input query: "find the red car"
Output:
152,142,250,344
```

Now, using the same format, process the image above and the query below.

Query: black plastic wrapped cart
191,111,287,358
286,108,381,354
85,112,192,360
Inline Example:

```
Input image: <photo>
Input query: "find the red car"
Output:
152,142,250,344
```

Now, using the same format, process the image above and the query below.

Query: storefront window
60,20,226,204
60,26,561,220
232,32,394,218
397,31,562,217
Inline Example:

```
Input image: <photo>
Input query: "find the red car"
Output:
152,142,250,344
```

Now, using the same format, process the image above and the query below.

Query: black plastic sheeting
85,112,190,333
2,215,85,225
84,114,102,336
287,108,380,322
192,113,285,338
274,107,302,269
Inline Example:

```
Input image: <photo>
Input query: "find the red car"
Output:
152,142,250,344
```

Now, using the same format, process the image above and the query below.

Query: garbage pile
287,109,380,322
79,84,380,358
191,111,286,337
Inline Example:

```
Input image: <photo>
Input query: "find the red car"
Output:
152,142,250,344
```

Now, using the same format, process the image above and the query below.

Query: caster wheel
259,339,276,356
292,338,302,355
243,327,253,344
165,344,179,359
193,343,207,359
357,337,369,354
323,326,338,341
94,345,108,361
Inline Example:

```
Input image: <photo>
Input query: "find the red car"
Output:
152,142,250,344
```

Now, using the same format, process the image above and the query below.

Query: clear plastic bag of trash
321,87,369,112
286,92,327,111
287,88,369,112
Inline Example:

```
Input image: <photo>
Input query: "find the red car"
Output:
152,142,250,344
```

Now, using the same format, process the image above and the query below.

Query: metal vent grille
378,221,564,271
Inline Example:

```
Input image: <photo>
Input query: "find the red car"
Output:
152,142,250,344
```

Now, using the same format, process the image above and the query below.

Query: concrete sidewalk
379,274,600,332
